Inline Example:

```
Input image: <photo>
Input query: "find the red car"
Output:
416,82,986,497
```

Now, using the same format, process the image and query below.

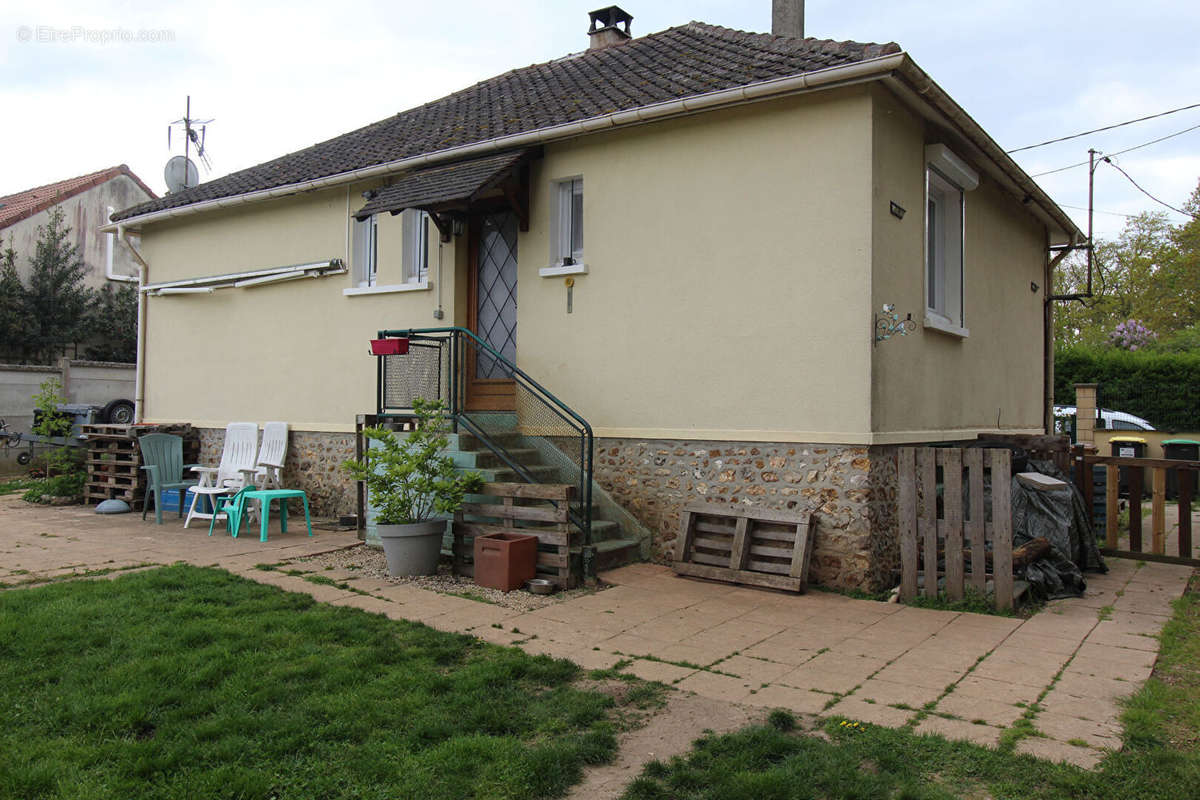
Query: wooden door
466,210,518,410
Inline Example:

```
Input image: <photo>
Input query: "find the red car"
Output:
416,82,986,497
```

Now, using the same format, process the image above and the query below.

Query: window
924,144,978,336
352,214,378,287
401,209,430,284
555,177,583,266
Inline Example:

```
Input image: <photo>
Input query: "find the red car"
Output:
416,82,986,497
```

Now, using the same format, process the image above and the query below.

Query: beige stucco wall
3,175,152,290
519,88,875,442
139,185,460,431
134,83,1050,445
869,87,1048,442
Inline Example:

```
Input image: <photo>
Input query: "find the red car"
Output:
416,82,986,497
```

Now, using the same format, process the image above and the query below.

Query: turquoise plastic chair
208,484,256,539
138,434,201,525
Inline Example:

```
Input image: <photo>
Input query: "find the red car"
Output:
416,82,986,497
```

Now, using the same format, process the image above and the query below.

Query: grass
0,477,36,495
0,565,620,799
623,571,1200,800
904,585,1022,617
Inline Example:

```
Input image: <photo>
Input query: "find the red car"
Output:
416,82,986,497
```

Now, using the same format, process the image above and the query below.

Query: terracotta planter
378,520,446,576
473,532,538,591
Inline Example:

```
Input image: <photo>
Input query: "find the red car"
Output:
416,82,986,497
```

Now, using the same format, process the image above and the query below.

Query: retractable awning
355,150,529,220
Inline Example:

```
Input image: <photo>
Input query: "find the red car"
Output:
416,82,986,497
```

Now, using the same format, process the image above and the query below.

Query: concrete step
449,430,525,451
593,537,641,572
449,447,541,470
459,464,561,483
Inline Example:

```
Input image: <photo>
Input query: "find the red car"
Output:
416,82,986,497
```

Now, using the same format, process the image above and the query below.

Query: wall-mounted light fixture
874,303,915,345
1030,281,1039,293
889,201,906,220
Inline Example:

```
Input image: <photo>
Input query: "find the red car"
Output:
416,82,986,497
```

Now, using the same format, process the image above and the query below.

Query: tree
1054,178,1200,350
0,235,34,362
85,282,138,362
21,206,94,364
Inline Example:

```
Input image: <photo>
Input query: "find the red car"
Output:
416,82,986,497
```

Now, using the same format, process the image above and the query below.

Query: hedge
1054,346,1200,431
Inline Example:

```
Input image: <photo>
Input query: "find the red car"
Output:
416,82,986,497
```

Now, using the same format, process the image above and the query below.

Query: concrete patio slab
2,495,1192,770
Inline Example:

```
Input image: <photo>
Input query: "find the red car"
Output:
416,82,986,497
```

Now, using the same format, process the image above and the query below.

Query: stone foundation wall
197,428,357,518
593,438,900,592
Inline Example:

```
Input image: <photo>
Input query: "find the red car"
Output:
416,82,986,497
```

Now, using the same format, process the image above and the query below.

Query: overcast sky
1,0,1197,238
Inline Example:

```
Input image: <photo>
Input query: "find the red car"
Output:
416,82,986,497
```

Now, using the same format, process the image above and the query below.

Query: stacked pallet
82,423,199,509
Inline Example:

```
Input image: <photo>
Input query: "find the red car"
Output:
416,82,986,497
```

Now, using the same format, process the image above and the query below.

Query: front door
467,210,518,410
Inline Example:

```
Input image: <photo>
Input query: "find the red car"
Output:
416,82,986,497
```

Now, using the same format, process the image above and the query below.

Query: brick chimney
588,6,633,50
772,0,804,38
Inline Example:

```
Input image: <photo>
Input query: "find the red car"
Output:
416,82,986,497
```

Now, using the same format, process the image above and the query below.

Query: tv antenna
167,95,214,175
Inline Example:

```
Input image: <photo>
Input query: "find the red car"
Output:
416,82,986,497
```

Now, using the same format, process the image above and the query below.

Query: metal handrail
377,326,594,544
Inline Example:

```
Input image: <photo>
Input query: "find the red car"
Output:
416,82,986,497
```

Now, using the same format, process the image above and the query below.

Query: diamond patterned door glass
475,211,518,379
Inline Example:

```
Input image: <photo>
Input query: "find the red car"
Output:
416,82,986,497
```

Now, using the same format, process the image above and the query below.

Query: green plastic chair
138,433,201,525
208,484,256,539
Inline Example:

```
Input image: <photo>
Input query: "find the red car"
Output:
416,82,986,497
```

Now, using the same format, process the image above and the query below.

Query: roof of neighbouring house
0,165,157,230
111,22,900,222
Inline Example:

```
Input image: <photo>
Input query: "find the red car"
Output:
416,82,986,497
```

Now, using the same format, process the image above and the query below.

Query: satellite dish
164,155,199,193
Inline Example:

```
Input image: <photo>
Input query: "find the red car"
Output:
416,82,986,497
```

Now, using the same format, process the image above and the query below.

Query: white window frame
401,209,431,285
352,213,378,288
542,176,586,276
923,145,978,338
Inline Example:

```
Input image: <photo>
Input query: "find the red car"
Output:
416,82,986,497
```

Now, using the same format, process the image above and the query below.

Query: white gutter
101,51,1080,244
118,225,150,422
101,54,907,233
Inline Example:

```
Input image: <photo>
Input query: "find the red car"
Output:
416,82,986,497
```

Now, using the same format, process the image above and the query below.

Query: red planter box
370,338,409,356
473,532,538,591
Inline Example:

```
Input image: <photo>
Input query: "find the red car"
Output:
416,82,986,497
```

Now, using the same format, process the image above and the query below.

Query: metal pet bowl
526,578,557,595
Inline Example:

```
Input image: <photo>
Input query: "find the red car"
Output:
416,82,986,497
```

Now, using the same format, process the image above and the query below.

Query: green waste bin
1163,438,1200,500
1111,436,1147,497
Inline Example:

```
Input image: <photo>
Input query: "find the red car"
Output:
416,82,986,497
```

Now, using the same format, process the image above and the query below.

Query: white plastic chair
184,422,259,528
251,422,289,490
243,422,289,523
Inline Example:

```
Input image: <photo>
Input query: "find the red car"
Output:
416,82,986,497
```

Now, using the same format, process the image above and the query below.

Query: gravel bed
293,544,603,612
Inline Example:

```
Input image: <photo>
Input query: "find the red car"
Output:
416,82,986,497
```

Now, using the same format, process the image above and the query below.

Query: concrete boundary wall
0,360,135,472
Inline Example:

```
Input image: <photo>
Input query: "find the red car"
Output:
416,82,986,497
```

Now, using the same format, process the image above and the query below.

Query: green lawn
624,574,1200,800
0,565,618,800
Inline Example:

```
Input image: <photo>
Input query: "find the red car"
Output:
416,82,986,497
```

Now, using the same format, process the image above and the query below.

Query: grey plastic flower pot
377,520,447,577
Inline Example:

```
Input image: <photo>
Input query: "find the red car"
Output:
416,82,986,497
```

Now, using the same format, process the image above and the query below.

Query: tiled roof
112,22,899,222
0,165,156,230
355,150,529,219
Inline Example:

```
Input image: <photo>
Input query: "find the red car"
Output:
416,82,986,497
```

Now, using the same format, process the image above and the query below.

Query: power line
1007,101,1200,153
1056,203,1139,219
1102,159,1196,218
1029,121,1200,177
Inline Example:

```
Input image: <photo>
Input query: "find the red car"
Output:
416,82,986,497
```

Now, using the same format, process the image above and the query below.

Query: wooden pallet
81,423,199,510
452,482,579,588
672,503,814,592
81,422,195,440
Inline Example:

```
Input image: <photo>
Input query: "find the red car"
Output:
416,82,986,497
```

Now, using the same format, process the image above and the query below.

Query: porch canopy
355,149,531,237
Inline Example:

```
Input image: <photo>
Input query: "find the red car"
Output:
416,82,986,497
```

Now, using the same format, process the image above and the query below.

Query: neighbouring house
0,164,156,291
106,4,1082,591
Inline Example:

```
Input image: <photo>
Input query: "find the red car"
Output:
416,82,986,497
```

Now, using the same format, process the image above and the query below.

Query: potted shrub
343,398,483,576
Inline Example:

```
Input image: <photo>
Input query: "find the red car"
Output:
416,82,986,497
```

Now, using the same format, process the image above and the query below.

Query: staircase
445,426,645,574
370,326,650,581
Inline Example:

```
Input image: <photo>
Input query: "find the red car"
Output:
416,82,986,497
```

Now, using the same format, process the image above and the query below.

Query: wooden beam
919,448,938,599
1106,465,1120,549
1152,467,1167,555
942,448,964,600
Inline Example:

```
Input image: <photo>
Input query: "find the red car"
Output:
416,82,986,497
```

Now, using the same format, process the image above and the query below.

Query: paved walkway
1,495,1191,770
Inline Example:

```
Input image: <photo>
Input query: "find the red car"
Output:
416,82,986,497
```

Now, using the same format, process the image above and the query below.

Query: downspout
105,207,138,283
118,224,149,423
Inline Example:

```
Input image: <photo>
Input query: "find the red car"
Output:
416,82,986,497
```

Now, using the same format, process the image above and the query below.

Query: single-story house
1,164,156,290
106,4,1082,591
